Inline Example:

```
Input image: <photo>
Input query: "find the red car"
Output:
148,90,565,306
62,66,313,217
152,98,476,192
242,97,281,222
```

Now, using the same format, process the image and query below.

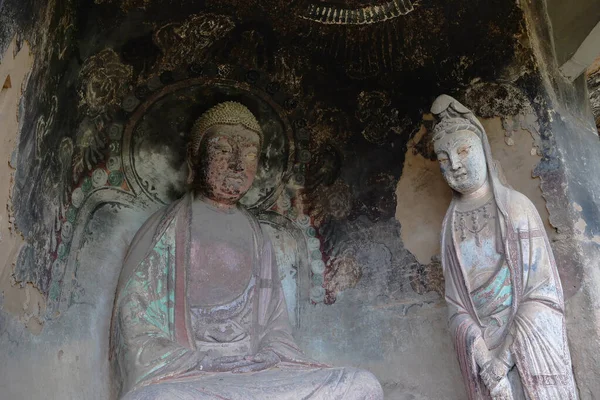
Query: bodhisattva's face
434,130,487,195
195,124,260,205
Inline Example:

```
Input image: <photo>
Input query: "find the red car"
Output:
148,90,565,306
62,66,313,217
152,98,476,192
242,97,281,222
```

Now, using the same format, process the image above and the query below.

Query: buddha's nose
230,158,244,172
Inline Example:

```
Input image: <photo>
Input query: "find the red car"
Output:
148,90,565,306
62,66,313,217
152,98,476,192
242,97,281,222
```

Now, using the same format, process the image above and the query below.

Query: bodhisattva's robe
110,193,383,400
442,188,578,400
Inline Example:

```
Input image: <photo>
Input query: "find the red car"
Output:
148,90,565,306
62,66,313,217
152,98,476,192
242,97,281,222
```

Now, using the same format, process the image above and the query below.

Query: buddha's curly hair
188,101,262,162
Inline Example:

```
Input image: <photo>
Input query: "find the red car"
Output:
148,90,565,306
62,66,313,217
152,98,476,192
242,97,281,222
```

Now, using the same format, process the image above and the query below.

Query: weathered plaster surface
549,112,600,399
298,296,466,399
0,204,147,399
0,38,44,333
395,125,452,264
483,117,550,234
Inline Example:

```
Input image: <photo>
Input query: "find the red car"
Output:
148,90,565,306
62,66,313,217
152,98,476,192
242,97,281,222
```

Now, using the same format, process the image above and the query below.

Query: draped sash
441,188,577,400
110,193,315,398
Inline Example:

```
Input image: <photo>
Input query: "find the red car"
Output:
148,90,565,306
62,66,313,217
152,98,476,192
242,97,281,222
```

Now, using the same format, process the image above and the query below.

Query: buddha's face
195,124,260,205
434,129,487,195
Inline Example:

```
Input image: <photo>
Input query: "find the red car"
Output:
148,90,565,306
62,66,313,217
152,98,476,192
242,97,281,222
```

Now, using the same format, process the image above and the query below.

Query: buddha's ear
186,146,195,185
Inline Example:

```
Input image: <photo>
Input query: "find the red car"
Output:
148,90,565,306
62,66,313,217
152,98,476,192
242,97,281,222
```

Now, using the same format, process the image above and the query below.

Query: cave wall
545,0,600,65
587,60,600,133
1,0,600,399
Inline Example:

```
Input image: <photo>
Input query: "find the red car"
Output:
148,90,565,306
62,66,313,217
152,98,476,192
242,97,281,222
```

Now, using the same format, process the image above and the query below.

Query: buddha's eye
216,145,232,154
246,153,257,161
437,155,449,163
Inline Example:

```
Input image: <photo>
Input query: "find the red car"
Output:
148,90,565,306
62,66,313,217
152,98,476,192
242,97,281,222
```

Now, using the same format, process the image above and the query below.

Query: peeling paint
572,202,600,245
0,37,45,333
395,125,452,265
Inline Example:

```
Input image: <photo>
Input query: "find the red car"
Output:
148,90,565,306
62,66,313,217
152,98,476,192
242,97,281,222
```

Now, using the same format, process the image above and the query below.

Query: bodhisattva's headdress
431,95,485,142
187,101,263,184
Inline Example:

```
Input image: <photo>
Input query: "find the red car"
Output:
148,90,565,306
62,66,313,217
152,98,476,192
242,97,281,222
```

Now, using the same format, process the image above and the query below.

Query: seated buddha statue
110,101,384,400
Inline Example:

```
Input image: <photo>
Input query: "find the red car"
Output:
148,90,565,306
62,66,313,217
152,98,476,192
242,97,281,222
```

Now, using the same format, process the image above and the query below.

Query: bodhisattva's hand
488,376,513,400
472,336,492,368
480,358,510,393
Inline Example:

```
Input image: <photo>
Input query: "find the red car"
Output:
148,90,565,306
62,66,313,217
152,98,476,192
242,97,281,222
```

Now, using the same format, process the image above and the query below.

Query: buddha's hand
196,351,280,373
196,355,256,373
230,350,280,373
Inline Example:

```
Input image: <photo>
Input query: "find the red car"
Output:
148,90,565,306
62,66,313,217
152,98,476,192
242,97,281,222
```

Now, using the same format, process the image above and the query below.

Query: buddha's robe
110,193,383,400
442,189,578,400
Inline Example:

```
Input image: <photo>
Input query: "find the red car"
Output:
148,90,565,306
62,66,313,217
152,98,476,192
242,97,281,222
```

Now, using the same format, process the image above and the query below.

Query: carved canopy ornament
153,13,235,70
299,0,414,24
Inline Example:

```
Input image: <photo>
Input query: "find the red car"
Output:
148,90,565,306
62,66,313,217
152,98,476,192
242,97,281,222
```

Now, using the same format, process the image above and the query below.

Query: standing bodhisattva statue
110,101,383,400
431,95,578,400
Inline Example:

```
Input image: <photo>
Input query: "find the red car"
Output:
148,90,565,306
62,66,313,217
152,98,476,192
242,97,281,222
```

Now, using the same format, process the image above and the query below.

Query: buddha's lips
221,175,249,194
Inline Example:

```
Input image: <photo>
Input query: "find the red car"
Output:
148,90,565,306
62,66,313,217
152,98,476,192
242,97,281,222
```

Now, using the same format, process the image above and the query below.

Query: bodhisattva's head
187,102,262,205
433,127,487,195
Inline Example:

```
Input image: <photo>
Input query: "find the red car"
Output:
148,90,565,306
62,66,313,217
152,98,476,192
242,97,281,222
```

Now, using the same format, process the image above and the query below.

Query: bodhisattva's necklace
453,192,496,247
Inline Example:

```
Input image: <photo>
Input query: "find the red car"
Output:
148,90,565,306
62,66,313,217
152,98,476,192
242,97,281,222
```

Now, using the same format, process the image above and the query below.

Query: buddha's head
432,118,487,195
187,102,262,205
